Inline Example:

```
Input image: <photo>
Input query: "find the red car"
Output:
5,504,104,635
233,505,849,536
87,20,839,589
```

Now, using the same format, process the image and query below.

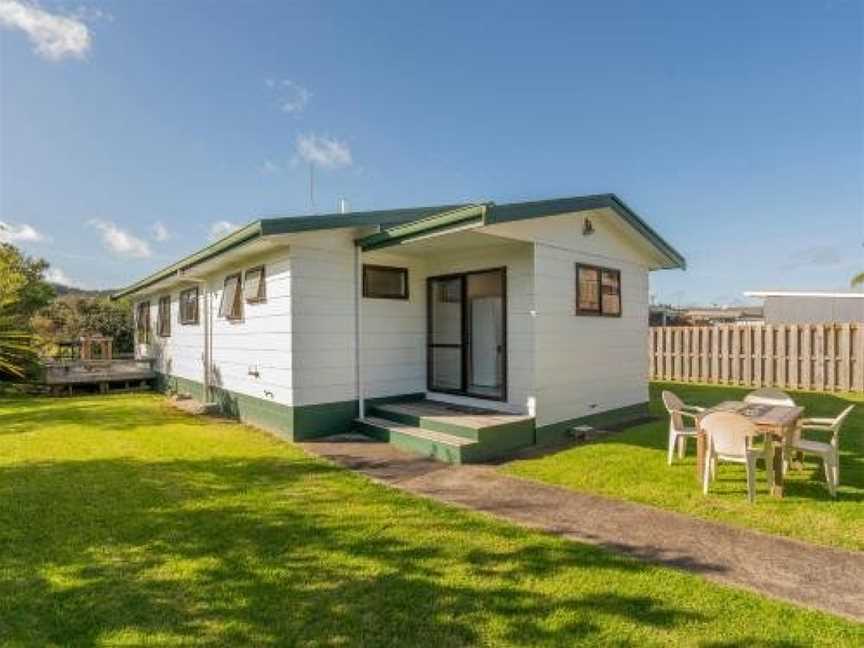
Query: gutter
111,221,264,300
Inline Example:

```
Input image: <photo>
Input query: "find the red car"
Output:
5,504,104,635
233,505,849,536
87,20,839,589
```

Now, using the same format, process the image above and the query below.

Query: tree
32,295,134,355
0,244,54,379
852,272,864,288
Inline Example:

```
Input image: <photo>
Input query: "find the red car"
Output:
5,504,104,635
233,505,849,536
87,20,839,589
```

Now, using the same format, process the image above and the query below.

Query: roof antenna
309,162,317,214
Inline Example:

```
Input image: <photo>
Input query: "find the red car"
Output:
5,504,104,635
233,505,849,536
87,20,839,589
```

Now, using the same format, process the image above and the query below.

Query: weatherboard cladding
113,194,685,299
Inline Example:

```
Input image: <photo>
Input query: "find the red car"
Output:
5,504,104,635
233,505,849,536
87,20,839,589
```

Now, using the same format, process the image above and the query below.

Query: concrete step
354,416,476,464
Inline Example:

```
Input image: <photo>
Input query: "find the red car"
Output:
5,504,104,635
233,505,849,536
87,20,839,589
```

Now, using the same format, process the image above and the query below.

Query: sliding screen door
427,268,506,400
428,276,464,392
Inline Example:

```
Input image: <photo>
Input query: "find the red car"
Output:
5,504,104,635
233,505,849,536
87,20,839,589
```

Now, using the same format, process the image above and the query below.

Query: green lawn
1,393,860,646
506,382,864,552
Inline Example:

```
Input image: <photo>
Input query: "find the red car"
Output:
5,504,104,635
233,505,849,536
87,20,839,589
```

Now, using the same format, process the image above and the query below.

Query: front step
355,416,476,465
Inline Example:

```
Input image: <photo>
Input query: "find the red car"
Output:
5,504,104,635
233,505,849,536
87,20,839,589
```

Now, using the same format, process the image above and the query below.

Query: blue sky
1,0,862,304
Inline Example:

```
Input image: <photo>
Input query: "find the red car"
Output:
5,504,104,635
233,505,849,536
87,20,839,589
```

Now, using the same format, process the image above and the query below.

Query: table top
706,400,804,429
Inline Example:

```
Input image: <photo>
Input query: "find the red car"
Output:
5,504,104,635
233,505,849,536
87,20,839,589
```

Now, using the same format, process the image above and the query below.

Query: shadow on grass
0,455,716,646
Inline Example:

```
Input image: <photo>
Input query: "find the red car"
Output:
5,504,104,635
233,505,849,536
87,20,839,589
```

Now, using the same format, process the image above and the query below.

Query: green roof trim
356,204,488,251
113,193,684,299
111,221,265,299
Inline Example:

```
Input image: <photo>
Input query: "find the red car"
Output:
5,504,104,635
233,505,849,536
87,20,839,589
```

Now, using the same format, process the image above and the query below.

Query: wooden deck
372,400,532,431
42,359,156,394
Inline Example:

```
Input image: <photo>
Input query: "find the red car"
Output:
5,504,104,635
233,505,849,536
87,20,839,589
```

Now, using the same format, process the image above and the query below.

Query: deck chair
661,391,704,465
789,405,854,497
701,411,763,503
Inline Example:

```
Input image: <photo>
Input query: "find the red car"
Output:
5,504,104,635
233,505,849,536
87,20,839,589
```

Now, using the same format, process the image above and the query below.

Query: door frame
426,266,508,402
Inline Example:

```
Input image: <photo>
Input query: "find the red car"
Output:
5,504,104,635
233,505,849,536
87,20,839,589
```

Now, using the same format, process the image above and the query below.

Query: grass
506,382,864,552
1,393,861,646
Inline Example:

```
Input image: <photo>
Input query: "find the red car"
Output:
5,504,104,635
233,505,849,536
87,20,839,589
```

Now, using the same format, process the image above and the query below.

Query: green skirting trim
534,401,650,446
155,373,423,441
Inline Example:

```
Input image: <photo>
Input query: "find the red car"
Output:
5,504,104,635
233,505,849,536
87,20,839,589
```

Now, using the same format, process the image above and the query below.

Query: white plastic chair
661,391,704,465
744,387,796,407
789,405,854,497
701,412,763,503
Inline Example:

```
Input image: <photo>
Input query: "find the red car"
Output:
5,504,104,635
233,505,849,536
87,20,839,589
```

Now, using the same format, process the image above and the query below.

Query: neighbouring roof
113,193,685,299
744,291,864,299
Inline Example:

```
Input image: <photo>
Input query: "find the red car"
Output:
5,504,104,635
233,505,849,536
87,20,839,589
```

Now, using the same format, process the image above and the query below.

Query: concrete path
300,436,864,622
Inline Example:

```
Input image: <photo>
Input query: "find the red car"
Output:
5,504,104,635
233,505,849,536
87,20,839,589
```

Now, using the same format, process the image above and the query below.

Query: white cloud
265,78,311,115
0,220,44,243
88,219,151,258
295,133,352,169
151,221,169,241
0,0,91,61
260,159,282,175
209,221,239,241
44,266,81,287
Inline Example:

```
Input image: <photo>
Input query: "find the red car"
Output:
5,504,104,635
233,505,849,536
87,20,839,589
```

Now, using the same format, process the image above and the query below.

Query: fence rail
649,323,864,392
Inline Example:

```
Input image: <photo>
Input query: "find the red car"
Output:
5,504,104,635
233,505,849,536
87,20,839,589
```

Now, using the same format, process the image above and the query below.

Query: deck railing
649,323,864,392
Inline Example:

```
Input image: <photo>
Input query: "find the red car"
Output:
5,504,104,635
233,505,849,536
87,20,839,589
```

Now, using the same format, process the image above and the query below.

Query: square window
363,265,409,300
157,296,171,337
576,264,621,317
244,266,266,303
136,301,151,343
179,287,199,325
219,273,243,320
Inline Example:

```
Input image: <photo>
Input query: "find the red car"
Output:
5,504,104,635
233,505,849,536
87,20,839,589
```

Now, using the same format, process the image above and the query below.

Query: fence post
814,325,825,391
854,324,864,392
801,325,811,390
788,324,799,390
839,323,851,392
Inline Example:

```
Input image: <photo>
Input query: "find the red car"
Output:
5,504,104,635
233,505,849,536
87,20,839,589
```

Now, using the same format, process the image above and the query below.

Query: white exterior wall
139,247,295,407
486,212,651,427
288,230,358,407
360,249,428,399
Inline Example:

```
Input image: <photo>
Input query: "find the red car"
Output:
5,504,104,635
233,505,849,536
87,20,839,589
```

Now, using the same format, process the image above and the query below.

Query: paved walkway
300,436,864,621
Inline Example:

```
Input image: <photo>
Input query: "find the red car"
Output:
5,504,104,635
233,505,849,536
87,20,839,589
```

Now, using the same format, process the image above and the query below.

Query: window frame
157,295,172,337
362,264,409,300
136,301,151,344
243,265,267,304
219,272,244,321
179,287,200,325
575,263,622,318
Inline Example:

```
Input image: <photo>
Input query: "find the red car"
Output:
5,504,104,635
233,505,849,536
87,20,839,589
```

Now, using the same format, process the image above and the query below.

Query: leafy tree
852,272,864,288
0,244,55,319
0,244,54,379
32,295,134,355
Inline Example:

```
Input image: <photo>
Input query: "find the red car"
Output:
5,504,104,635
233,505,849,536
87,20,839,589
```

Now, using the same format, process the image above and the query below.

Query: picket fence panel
649,323,864,392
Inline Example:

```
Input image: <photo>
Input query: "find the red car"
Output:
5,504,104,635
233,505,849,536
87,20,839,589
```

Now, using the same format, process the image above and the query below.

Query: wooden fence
649,323,864,392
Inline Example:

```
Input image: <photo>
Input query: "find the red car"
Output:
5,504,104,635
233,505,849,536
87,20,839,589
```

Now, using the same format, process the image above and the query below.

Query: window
575,264,621,317
136,301,151,344
179,287,199,325
157,296,171,337
363,265,409,300
219,273,243,320
244,266,266,303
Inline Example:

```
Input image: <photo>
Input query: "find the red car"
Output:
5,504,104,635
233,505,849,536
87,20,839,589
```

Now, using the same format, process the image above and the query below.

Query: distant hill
50,283,118,299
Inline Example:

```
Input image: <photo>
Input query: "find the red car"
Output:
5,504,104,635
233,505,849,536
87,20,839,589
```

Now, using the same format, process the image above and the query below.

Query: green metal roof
112,193,684,299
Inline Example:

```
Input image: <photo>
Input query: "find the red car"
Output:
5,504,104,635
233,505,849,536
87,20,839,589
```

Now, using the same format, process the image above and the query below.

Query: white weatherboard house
114,194,685,463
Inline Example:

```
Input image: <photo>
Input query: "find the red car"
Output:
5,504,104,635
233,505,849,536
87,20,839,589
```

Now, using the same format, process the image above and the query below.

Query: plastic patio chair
661,391,705,465
701,411,763,503
744,387,796,407
788,405,854,497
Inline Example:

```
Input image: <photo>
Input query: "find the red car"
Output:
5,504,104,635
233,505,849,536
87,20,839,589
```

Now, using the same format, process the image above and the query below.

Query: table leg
696,431,706,484
771,431,785,498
